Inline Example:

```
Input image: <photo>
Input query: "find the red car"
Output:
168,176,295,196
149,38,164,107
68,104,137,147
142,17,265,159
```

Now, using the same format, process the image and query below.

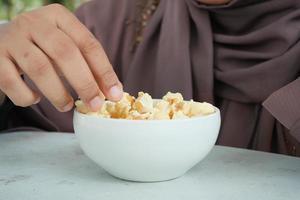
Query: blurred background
0,0,89,20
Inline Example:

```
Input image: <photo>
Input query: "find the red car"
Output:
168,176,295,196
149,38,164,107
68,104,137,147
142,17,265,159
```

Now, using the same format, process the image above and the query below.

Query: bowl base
107,172,185,183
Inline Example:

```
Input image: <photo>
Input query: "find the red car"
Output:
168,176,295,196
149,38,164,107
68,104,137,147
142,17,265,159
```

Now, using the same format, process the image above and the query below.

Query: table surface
0,132,300,200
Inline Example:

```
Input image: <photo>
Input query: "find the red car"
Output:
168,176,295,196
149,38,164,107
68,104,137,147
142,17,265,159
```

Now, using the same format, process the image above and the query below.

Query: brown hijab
5,0,300,156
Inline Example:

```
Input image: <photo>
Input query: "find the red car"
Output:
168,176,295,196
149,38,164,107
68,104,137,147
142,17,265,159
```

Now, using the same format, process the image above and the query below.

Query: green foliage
0,0,86,20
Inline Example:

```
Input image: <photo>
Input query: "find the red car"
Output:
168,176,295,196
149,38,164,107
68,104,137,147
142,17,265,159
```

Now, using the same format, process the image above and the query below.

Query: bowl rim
74,106,220,124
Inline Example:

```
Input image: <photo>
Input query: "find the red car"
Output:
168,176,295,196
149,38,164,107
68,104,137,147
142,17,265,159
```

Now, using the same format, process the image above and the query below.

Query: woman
0,0,299,156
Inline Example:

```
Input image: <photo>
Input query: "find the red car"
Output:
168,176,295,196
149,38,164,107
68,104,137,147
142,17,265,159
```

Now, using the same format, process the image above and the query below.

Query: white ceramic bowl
73,105,221,182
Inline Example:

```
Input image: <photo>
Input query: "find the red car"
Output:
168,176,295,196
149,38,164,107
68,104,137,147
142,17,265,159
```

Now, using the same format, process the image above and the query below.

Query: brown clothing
2,0,300,156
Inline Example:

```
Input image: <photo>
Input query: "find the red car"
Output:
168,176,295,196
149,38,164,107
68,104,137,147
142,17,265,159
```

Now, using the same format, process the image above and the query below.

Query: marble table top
0,131,299,200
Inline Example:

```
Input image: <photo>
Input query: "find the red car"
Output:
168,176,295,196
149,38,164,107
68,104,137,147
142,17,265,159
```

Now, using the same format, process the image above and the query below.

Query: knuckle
0,49,9,59
13,12,34,29
28,59,51,77
78,80,98,99
22,51,51,77
47,3,66,12
46,3,69,16
81,38,101,55
100,69,118,88
0,76,16,91
52,40,77,61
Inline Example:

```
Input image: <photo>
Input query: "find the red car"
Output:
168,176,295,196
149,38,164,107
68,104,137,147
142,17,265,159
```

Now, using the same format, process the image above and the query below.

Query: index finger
42,4,123,101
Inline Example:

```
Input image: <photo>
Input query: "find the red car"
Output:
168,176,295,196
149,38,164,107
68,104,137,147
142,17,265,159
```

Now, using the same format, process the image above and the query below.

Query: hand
0,4,123,112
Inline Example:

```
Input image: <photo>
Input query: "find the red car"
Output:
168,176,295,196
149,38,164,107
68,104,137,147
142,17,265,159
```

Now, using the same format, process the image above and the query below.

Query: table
0,132,299,200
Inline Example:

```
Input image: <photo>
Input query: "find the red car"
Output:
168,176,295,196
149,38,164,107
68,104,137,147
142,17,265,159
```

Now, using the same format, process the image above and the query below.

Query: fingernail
89,96,103,111
61,101,74,112
109,85,123,100
33,97,41,104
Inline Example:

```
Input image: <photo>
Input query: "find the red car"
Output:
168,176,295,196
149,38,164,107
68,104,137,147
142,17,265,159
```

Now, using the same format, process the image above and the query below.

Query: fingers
42,4,123,101
7,38,74,112
0,57,40,107
0,4,123,113
29,22,103,111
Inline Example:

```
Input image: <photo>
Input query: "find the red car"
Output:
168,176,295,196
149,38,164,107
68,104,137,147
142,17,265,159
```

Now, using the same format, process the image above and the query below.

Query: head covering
75,0,300,155
7,0,300,155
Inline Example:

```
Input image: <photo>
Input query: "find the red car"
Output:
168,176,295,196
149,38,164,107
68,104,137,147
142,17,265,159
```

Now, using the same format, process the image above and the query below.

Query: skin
0,1,231,112
0,4,123,112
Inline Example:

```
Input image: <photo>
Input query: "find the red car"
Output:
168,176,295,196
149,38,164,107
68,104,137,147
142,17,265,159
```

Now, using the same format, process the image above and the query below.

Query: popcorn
75,100,111,117
172,110,189,119
114,103,130,118
104,101,118,118
75,100,90,114
133,92,153,114
127,110,152,120
150,108,170,120
154,100,171,113
112,93,134,119
75,91,215,120
119,92,135,107
174,101,191,115
189,101,215,116
98,102,111,117
163,92,184,105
